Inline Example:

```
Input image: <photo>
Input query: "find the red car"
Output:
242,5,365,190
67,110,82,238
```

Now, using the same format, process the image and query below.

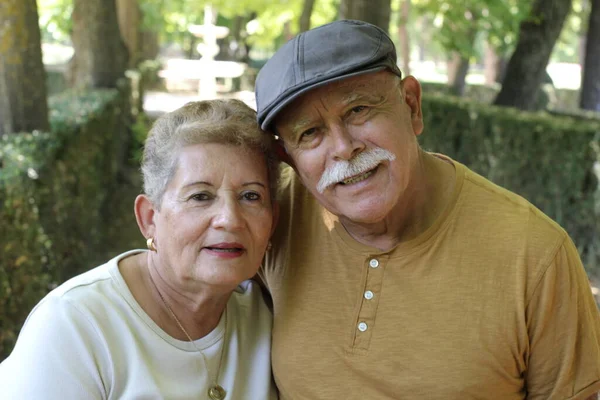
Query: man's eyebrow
290,117,315,135
340,90,383,106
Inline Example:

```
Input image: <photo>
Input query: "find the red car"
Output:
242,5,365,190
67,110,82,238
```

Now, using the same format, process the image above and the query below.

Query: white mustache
316,148,396,193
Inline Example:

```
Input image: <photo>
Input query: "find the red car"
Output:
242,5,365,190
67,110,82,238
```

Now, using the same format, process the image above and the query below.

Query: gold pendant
208,385,226,400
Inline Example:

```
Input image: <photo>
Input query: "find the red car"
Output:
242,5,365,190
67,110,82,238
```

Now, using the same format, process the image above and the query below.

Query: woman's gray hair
141,99,279,208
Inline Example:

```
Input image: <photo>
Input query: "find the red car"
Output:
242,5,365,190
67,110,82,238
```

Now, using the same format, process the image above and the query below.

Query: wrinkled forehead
273,71,397,132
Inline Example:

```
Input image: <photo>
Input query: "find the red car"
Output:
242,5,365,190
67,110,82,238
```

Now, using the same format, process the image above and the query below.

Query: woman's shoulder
50,251,135,299
32,250,143,324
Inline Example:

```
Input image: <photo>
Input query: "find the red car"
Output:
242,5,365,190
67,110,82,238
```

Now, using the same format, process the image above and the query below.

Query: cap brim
259,65,388,131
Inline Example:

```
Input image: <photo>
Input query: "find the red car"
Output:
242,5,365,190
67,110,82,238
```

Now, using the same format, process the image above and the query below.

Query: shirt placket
351,255,388,351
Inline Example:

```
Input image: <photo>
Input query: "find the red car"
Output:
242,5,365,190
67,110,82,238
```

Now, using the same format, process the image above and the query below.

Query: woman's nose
212,198,244,231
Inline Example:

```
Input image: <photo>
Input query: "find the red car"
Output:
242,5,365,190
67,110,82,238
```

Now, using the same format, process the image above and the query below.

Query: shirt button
358,322,368,332
364,290,374,300
369,259,379,268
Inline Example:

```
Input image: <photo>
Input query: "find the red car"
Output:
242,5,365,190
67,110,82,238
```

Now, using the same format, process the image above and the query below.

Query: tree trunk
70,0,129,88
299,0,316,32
283,20,294,42
228,14,253,63
447,53,470,96
447,12,477,96
416,17,431,62
116,0,141,68
0,0,49,135
339,0,392,33
580,0,600,111
484,42,498,85
140,31,159,61
494,0,573,110
241,12,257,64
495,56,508,84
397,0,411,75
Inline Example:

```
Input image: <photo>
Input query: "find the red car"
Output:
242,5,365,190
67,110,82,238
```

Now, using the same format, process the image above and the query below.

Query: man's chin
340,212,387,225
332,202,392,226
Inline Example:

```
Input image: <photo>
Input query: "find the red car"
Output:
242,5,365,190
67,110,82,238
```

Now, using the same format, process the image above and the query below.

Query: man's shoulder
275,165,322,222
458,164,567,251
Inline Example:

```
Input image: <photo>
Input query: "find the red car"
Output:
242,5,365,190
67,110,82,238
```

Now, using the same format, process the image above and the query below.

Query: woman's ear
134,194,157,240
401,76,424,136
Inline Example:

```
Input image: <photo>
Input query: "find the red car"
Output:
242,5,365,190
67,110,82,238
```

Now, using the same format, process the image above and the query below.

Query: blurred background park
1,0,599,360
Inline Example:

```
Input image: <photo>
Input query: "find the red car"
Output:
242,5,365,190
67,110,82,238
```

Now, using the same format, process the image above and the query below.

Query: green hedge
420,92,600,274
0,88,130,359
420,81,499,105
420,81,585,114
46,68,67,96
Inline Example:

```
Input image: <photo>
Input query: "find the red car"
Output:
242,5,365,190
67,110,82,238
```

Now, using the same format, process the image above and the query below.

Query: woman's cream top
0,250,277,399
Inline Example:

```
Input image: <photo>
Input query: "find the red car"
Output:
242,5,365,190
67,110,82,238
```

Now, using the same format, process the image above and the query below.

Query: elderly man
255,20,600,399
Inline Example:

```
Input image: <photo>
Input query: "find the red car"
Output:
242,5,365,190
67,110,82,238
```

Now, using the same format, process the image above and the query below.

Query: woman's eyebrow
182,181,212,189
242,182,266,188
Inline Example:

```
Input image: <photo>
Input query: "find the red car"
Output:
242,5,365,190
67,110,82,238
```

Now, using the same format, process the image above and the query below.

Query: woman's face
153,143,275,290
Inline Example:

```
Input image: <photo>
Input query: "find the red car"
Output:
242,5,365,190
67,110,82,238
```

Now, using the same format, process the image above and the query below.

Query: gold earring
266,241,272,251
146,237,157,252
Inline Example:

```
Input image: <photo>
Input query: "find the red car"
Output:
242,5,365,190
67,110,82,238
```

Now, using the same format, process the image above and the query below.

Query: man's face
274,71,424,225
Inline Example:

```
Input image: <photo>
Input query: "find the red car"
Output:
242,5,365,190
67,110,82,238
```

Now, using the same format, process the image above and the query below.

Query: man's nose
329,124,365,161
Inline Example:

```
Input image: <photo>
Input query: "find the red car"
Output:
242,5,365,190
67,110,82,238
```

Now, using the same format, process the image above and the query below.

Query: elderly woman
0,99,279,399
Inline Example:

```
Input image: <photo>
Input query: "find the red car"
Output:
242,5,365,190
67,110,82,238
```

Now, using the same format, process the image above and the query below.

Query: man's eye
299,128,317,141
242,191,261,201
351,105,368,114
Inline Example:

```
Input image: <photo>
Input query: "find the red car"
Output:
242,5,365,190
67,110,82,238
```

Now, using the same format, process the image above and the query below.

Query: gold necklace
149,274,227,400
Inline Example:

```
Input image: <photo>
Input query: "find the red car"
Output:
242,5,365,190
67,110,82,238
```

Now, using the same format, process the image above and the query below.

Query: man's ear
134,194,157,241
274,138,297,171
401,76,424,136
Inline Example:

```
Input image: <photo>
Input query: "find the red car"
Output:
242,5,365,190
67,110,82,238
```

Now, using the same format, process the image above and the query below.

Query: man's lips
337,166,378,186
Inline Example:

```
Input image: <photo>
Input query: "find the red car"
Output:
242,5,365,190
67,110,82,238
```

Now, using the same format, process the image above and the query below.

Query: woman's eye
242,191,261,201
191,192,211,201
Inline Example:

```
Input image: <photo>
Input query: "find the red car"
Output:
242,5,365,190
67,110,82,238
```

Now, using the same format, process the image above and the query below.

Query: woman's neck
120,252,230,340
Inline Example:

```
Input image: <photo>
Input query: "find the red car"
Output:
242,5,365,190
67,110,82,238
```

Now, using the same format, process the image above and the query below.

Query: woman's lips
203,242,245,258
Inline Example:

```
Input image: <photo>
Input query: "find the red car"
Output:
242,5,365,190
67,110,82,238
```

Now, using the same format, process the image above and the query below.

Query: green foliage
414,0,528,58
38,0,72,43
46,68,67,96
419,92,600,273
137,0,338,53
421,81,499,103
0,88,130,360
130,112,152,163
552,0,588,63
0,130,58,353
138,59,163,90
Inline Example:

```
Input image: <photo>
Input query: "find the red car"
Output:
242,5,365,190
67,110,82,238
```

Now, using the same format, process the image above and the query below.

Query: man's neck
339,151,456,252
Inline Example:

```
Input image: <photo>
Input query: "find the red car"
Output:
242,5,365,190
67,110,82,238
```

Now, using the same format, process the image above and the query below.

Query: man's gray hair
141,99,279,208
